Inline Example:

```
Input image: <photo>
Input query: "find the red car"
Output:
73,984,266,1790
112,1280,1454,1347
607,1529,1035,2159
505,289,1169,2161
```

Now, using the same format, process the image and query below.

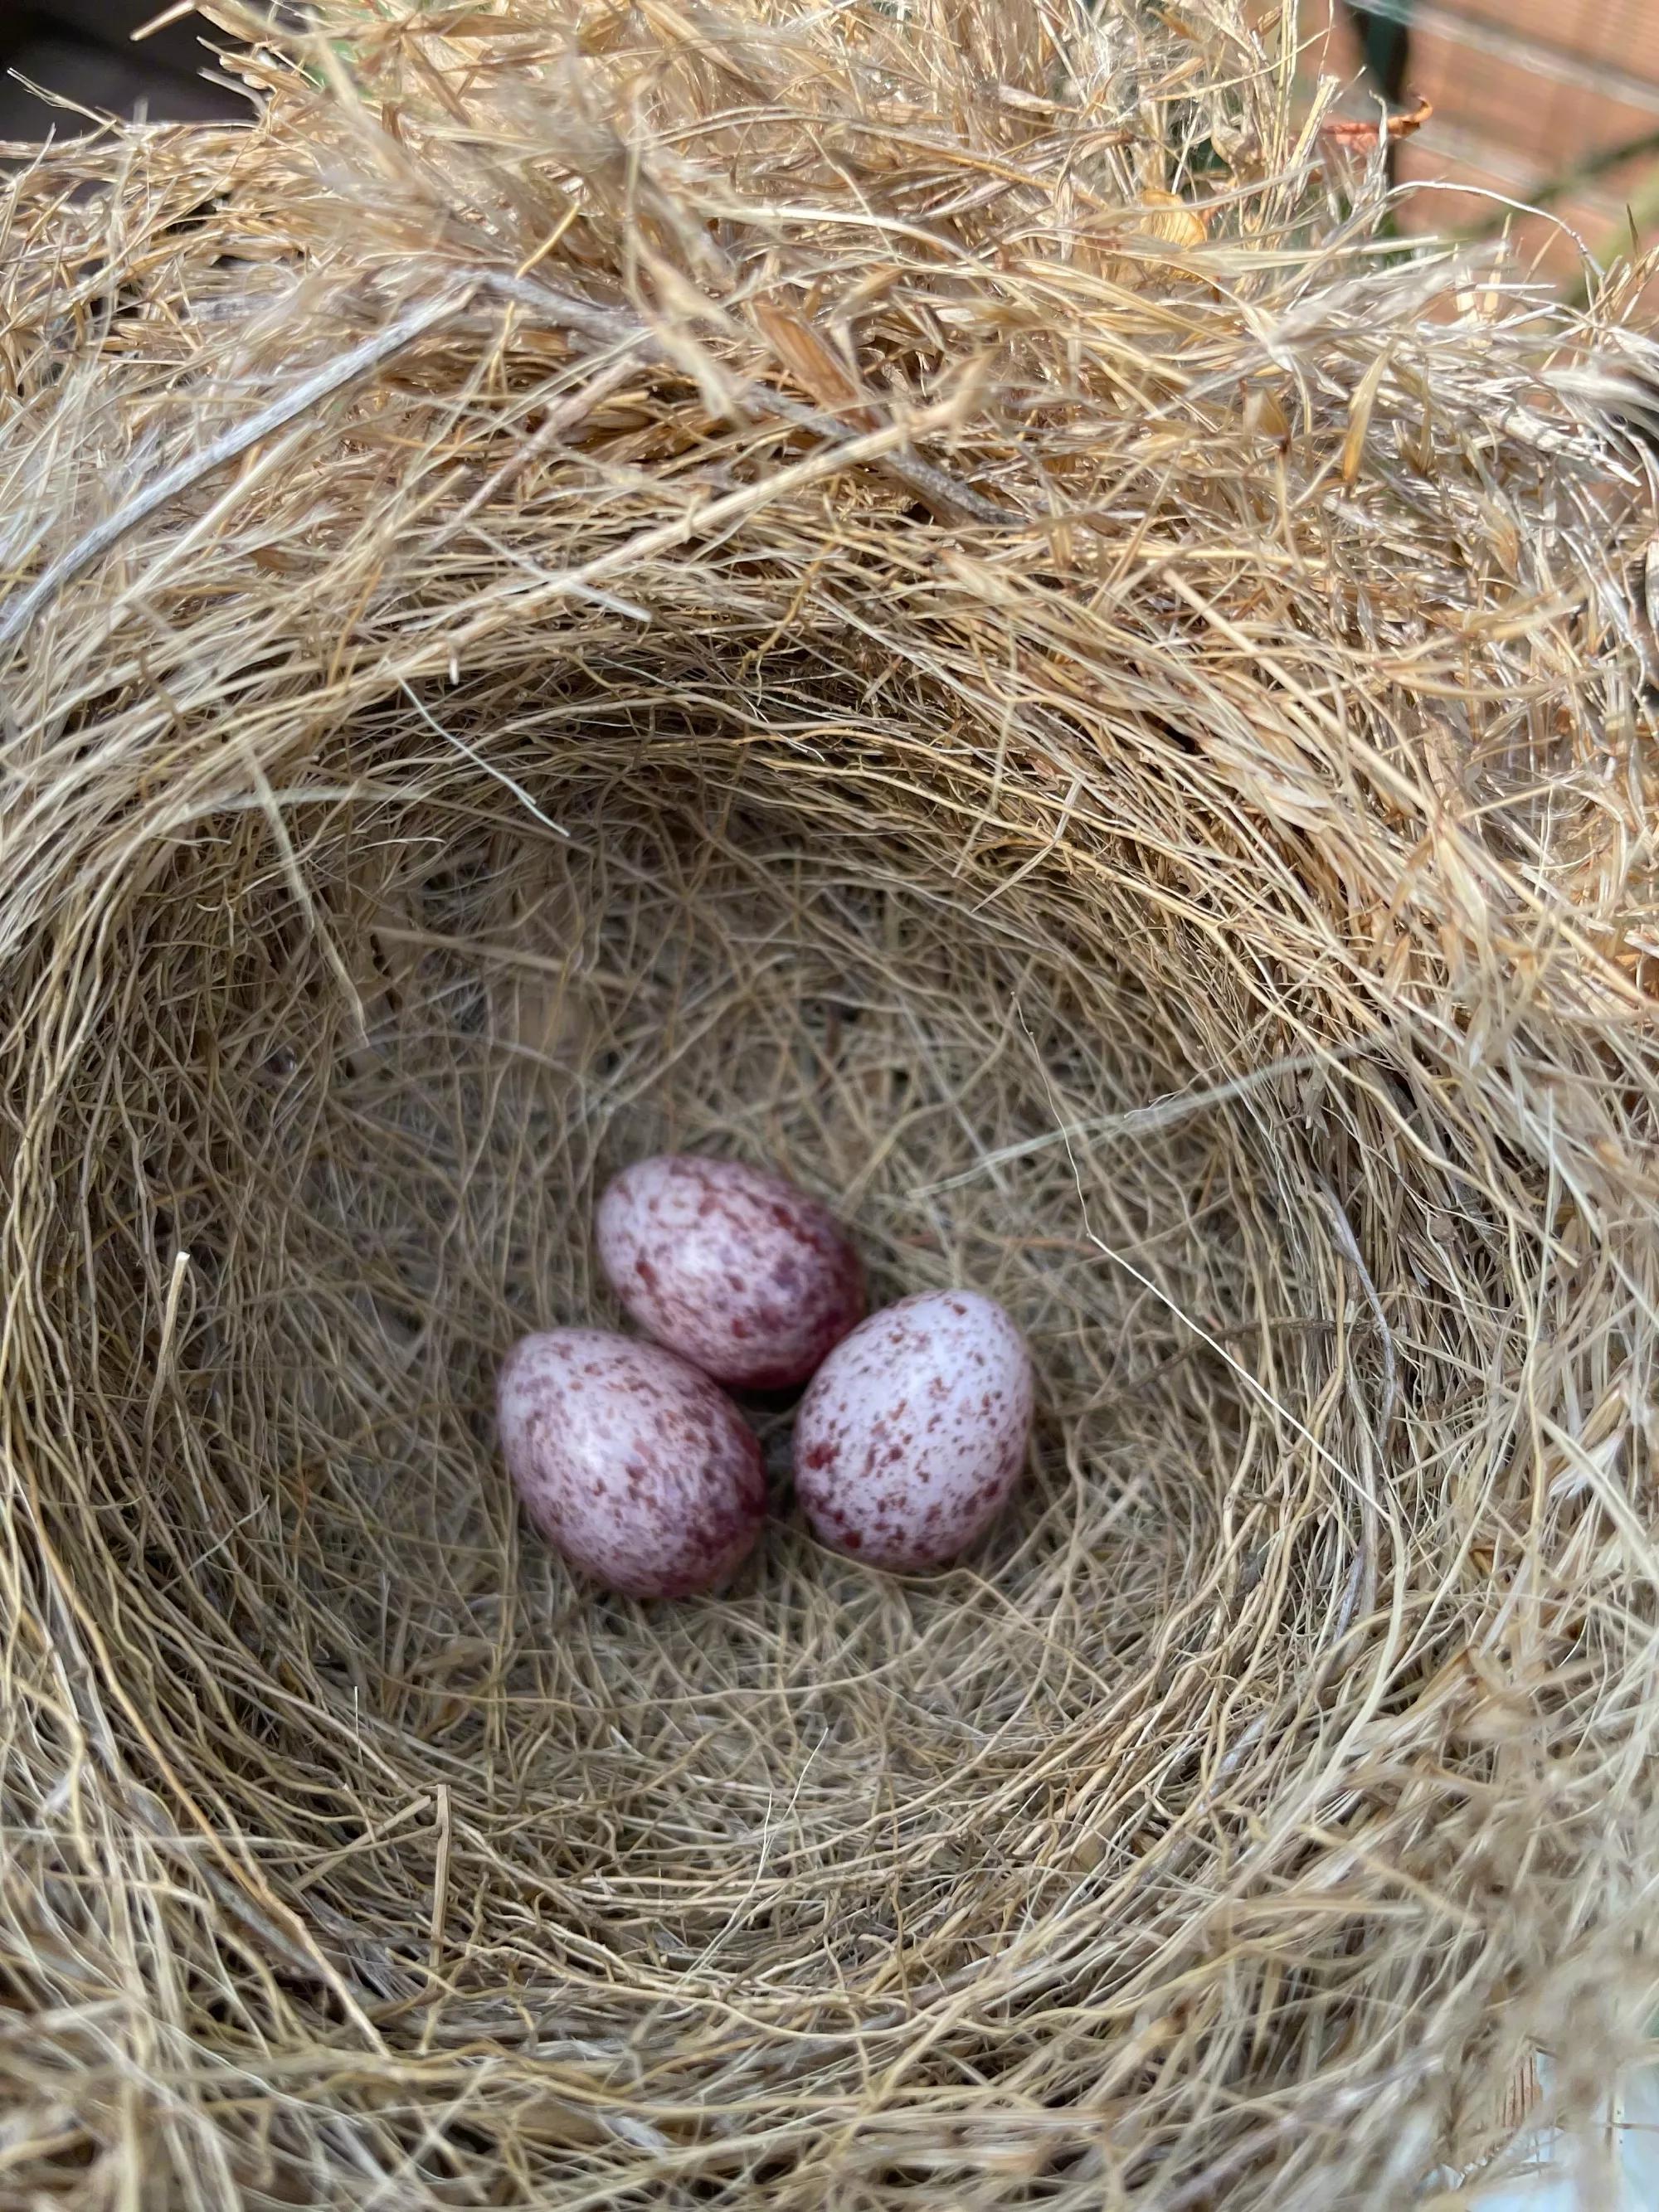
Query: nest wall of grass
3,2,1659,2205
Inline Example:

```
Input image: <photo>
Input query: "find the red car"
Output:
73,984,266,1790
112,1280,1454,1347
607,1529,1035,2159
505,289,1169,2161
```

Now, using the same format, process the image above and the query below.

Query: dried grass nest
4,2,1659,2205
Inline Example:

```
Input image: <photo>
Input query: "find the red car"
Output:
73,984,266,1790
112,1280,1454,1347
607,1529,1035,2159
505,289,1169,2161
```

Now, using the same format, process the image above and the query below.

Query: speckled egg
791,1290,1034,1570
496,1330,766,1598
595,1155,864,1391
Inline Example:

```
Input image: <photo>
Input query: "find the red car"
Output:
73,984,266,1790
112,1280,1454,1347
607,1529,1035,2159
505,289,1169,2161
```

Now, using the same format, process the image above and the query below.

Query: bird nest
2,2,1658,2204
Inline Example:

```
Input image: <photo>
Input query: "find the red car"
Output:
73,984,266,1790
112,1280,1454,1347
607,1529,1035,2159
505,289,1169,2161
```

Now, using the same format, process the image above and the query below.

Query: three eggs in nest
496,1155,1034,1597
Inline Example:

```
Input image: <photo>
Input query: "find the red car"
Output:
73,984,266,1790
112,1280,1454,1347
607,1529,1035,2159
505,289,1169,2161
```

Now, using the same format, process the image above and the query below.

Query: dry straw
2,1,1659,2204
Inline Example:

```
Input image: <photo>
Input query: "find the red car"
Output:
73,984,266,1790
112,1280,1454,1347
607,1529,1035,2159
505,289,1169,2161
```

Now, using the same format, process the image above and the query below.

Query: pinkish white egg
496,1330,765,1598
596,1155,864,1391
791,1290,1034,1571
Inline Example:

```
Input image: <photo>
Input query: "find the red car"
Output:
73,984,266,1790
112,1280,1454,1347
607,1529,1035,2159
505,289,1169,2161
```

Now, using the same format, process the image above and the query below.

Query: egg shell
791,1290,1034,1571
496,1330,766,1599
596,1155,864,1390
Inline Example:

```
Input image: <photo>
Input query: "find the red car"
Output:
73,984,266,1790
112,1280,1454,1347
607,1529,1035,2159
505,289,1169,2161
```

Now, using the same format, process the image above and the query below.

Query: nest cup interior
41,702,1382,2036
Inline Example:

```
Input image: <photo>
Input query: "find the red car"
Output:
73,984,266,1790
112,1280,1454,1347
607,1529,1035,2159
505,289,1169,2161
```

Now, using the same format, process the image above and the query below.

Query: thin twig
0,288,472,656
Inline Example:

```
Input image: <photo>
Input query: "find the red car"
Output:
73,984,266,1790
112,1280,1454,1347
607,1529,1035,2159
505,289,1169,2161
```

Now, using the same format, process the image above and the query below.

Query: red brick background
1295,2,1659,299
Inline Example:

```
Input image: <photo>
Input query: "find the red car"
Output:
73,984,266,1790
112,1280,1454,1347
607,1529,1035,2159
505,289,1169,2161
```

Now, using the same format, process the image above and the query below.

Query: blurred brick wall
1297,2,1659,292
